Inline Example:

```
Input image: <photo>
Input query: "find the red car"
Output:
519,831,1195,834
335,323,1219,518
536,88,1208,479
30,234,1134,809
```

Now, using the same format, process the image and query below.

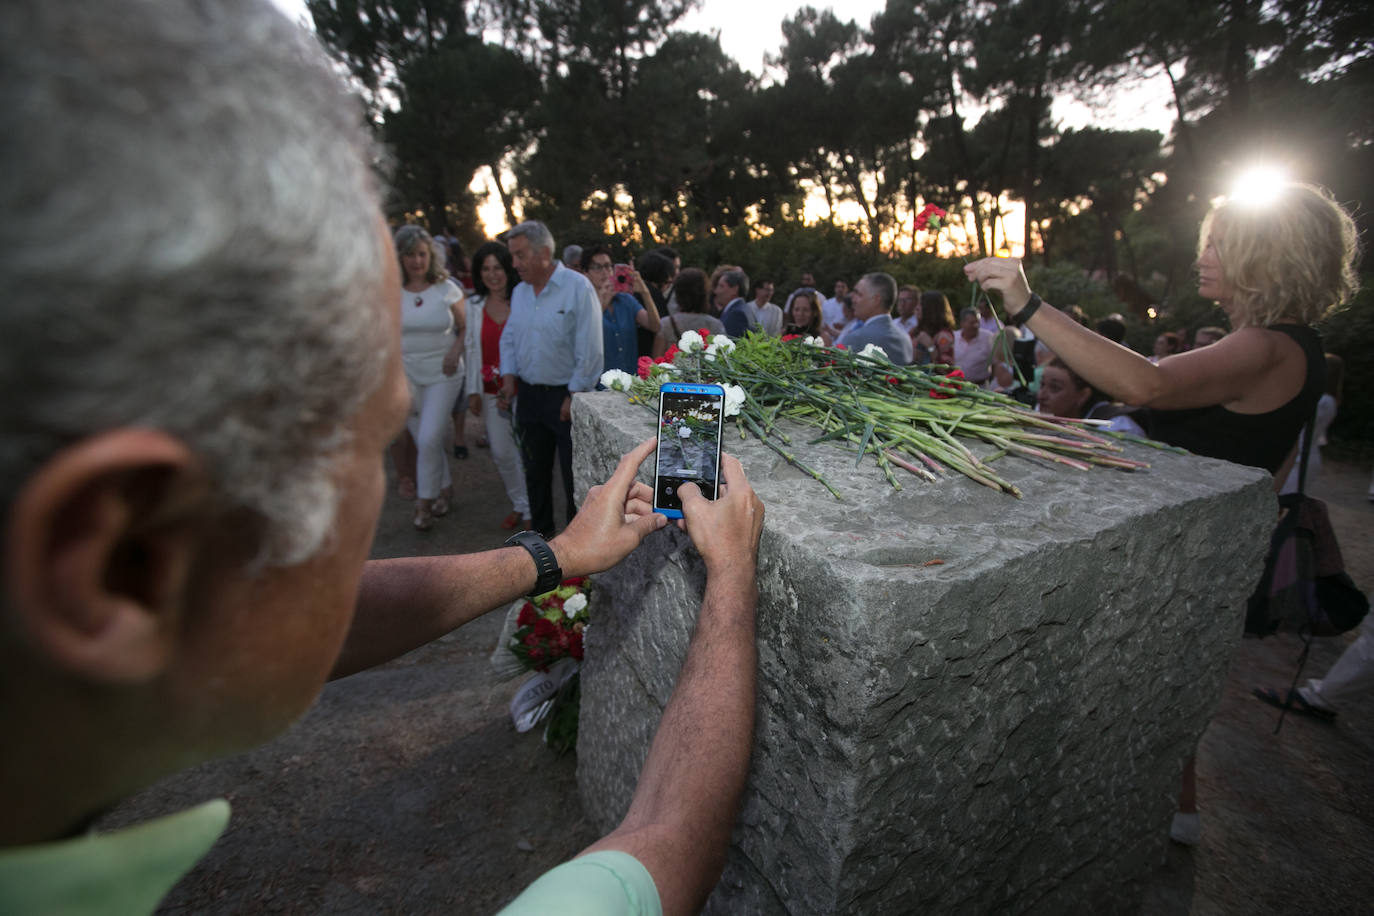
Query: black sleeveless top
1141,324,1324,474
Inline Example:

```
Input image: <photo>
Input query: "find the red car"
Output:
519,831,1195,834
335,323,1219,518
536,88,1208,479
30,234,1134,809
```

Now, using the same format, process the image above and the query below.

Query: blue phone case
654,382,725,519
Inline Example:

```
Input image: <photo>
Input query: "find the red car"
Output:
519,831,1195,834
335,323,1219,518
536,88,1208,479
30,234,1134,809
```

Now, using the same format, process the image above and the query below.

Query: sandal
453,445,469,459
432,488,452,517
501,511,523,529
413,502,433,531
1252,686,1336,722
397,477,417,501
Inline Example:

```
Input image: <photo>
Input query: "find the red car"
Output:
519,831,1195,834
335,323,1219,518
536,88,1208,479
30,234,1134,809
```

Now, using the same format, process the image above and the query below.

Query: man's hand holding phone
550,438,666,577
677,453,764,575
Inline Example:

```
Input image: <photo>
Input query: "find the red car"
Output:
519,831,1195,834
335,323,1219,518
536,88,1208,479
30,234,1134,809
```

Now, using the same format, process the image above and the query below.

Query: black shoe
453,445,469,459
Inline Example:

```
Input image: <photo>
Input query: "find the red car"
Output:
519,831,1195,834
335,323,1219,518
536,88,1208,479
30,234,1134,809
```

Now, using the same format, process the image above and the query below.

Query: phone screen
654,385,725,518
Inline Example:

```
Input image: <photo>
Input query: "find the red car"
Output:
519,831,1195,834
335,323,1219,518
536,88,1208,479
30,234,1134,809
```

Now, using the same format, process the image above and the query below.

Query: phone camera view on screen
654,384,725,519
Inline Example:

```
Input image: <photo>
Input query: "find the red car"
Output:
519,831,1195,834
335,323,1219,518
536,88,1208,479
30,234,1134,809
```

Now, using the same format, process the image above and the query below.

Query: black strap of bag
1273,412,1318,734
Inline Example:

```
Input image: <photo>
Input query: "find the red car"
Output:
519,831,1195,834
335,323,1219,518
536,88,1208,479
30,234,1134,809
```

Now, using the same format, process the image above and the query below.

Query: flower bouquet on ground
491,577,590,755
601,330,1163,499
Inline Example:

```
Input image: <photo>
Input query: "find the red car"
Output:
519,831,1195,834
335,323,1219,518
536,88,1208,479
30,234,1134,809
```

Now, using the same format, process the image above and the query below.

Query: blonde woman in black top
966,182,1359,848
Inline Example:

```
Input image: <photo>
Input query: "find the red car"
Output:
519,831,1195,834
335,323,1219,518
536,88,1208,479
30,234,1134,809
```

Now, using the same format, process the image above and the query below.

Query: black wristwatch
1009,293,1042,327
505,530,563,596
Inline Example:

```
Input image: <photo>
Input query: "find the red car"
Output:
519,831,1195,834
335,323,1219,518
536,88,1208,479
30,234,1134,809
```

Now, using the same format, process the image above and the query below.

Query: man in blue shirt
715,268,757,339
499,221,604,537
841,272,915,365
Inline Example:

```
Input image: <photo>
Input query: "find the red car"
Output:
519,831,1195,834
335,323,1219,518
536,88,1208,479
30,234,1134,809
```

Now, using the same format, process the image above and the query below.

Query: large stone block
571,390,1273,915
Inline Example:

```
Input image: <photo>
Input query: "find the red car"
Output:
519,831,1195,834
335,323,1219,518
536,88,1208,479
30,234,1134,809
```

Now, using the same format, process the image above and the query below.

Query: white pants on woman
407,374,463,500
1301,610,1374,711
482,391,529,519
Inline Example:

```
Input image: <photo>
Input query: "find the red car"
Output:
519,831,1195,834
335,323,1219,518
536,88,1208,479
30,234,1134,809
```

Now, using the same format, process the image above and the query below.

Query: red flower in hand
637,355,654,379
533,617,559,639
569,631,584,661
562,576,587,588
914,203,948,232
929,368,966,399
516,601,537,627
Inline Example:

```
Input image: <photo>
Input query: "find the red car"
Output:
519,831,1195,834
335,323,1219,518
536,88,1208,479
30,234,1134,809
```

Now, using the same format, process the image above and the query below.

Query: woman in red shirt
465,241,530,529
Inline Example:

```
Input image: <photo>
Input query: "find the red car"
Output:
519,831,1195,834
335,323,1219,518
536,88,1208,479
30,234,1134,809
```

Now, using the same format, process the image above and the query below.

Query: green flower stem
741,413,841,498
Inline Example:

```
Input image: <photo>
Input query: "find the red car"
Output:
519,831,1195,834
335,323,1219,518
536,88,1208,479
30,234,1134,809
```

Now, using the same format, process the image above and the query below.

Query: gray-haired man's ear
4,428,210,684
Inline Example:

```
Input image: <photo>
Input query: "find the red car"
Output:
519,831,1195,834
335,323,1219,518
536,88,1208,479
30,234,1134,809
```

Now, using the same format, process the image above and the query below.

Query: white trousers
1302,611,1374,710
482,392,530,518
407,374,463,499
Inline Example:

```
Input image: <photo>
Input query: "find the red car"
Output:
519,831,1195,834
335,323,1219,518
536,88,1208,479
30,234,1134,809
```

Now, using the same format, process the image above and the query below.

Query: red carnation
637,355,654,379
929,368,966,399
569,631,584,661
782,334,801,342
533,617,558,639
516,601,537,627
562,576,587,587
914,203,948,232
658,345,681,364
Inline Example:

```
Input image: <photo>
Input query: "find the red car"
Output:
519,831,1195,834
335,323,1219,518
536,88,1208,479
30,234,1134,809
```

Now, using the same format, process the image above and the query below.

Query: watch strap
505,530,563,596
1010,293,1042,327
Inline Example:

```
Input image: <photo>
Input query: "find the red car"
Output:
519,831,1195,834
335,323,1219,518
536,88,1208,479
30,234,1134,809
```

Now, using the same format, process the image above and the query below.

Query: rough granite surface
570,390,1274,915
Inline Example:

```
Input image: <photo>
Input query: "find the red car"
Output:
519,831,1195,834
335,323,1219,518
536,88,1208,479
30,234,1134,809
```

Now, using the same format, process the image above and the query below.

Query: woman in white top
396,225,466,530
464,241,530,529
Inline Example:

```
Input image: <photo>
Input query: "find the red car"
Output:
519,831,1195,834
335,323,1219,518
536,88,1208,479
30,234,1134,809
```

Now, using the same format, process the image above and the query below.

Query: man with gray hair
499,220,603,538
841,272,914,365
562,243,584,272
0,3,764,914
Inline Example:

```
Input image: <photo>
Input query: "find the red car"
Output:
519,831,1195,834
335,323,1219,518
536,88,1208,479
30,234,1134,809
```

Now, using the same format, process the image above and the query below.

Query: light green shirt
0,799,229,916
497,850,662,915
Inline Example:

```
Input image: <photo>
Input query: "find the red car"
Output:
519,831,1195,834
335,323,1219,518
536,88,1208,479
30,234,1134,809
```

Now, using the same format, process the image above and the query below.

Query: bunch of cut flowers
496,577,591,755
601,329,1166,499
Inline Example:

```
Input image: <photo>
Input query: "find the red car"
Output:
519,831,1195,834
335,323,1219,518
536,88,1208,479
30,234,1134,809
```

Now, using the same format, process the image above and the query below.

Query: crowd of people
2,1,1366,914
402,211,1352,547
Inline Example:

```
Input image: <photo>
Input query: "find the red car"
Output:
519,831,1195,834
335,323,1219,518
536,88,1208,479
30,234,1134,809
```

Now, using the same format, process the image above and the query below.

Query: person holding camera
0,4,765,915
584,245,660,376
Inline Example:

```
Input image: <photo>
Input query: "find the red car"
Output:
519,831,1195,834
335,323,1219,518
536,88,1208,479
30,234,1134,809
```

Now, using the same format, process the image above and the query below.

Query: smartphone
654,382,726,519
613,263,633,294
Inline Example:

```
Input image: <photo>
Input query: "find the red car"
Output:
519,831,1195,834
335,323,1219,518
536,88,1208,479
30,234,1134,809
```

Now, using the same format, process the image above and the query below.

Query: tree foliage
307,0,1370,415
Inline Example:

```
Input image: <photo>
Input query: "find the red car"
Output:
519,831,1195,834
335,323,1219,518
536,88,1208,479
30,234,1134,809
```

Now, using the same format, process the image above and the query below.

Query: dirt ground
103,421,1374,915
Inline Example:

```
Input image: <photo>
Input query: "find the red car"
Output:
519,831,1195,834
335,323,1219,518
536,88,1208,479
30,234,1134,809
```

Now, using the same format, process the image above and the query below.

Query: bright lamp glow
1229,166,1287,206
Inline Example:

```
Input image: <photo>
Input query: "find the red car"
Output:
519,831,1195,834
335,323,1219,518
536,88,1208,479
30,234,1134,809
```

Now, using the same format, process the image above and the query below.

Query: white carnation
678,330,705,352
599,369,636,391
723,384,746,417
563,592,588,618
804,336,824,347
704,336,736,362
858,343,890,362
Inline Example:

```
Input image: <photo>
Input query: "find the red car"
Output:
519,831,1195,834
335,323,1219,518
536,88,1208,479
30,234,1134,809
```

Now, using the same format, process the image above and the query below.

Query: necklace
413,294,424,308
